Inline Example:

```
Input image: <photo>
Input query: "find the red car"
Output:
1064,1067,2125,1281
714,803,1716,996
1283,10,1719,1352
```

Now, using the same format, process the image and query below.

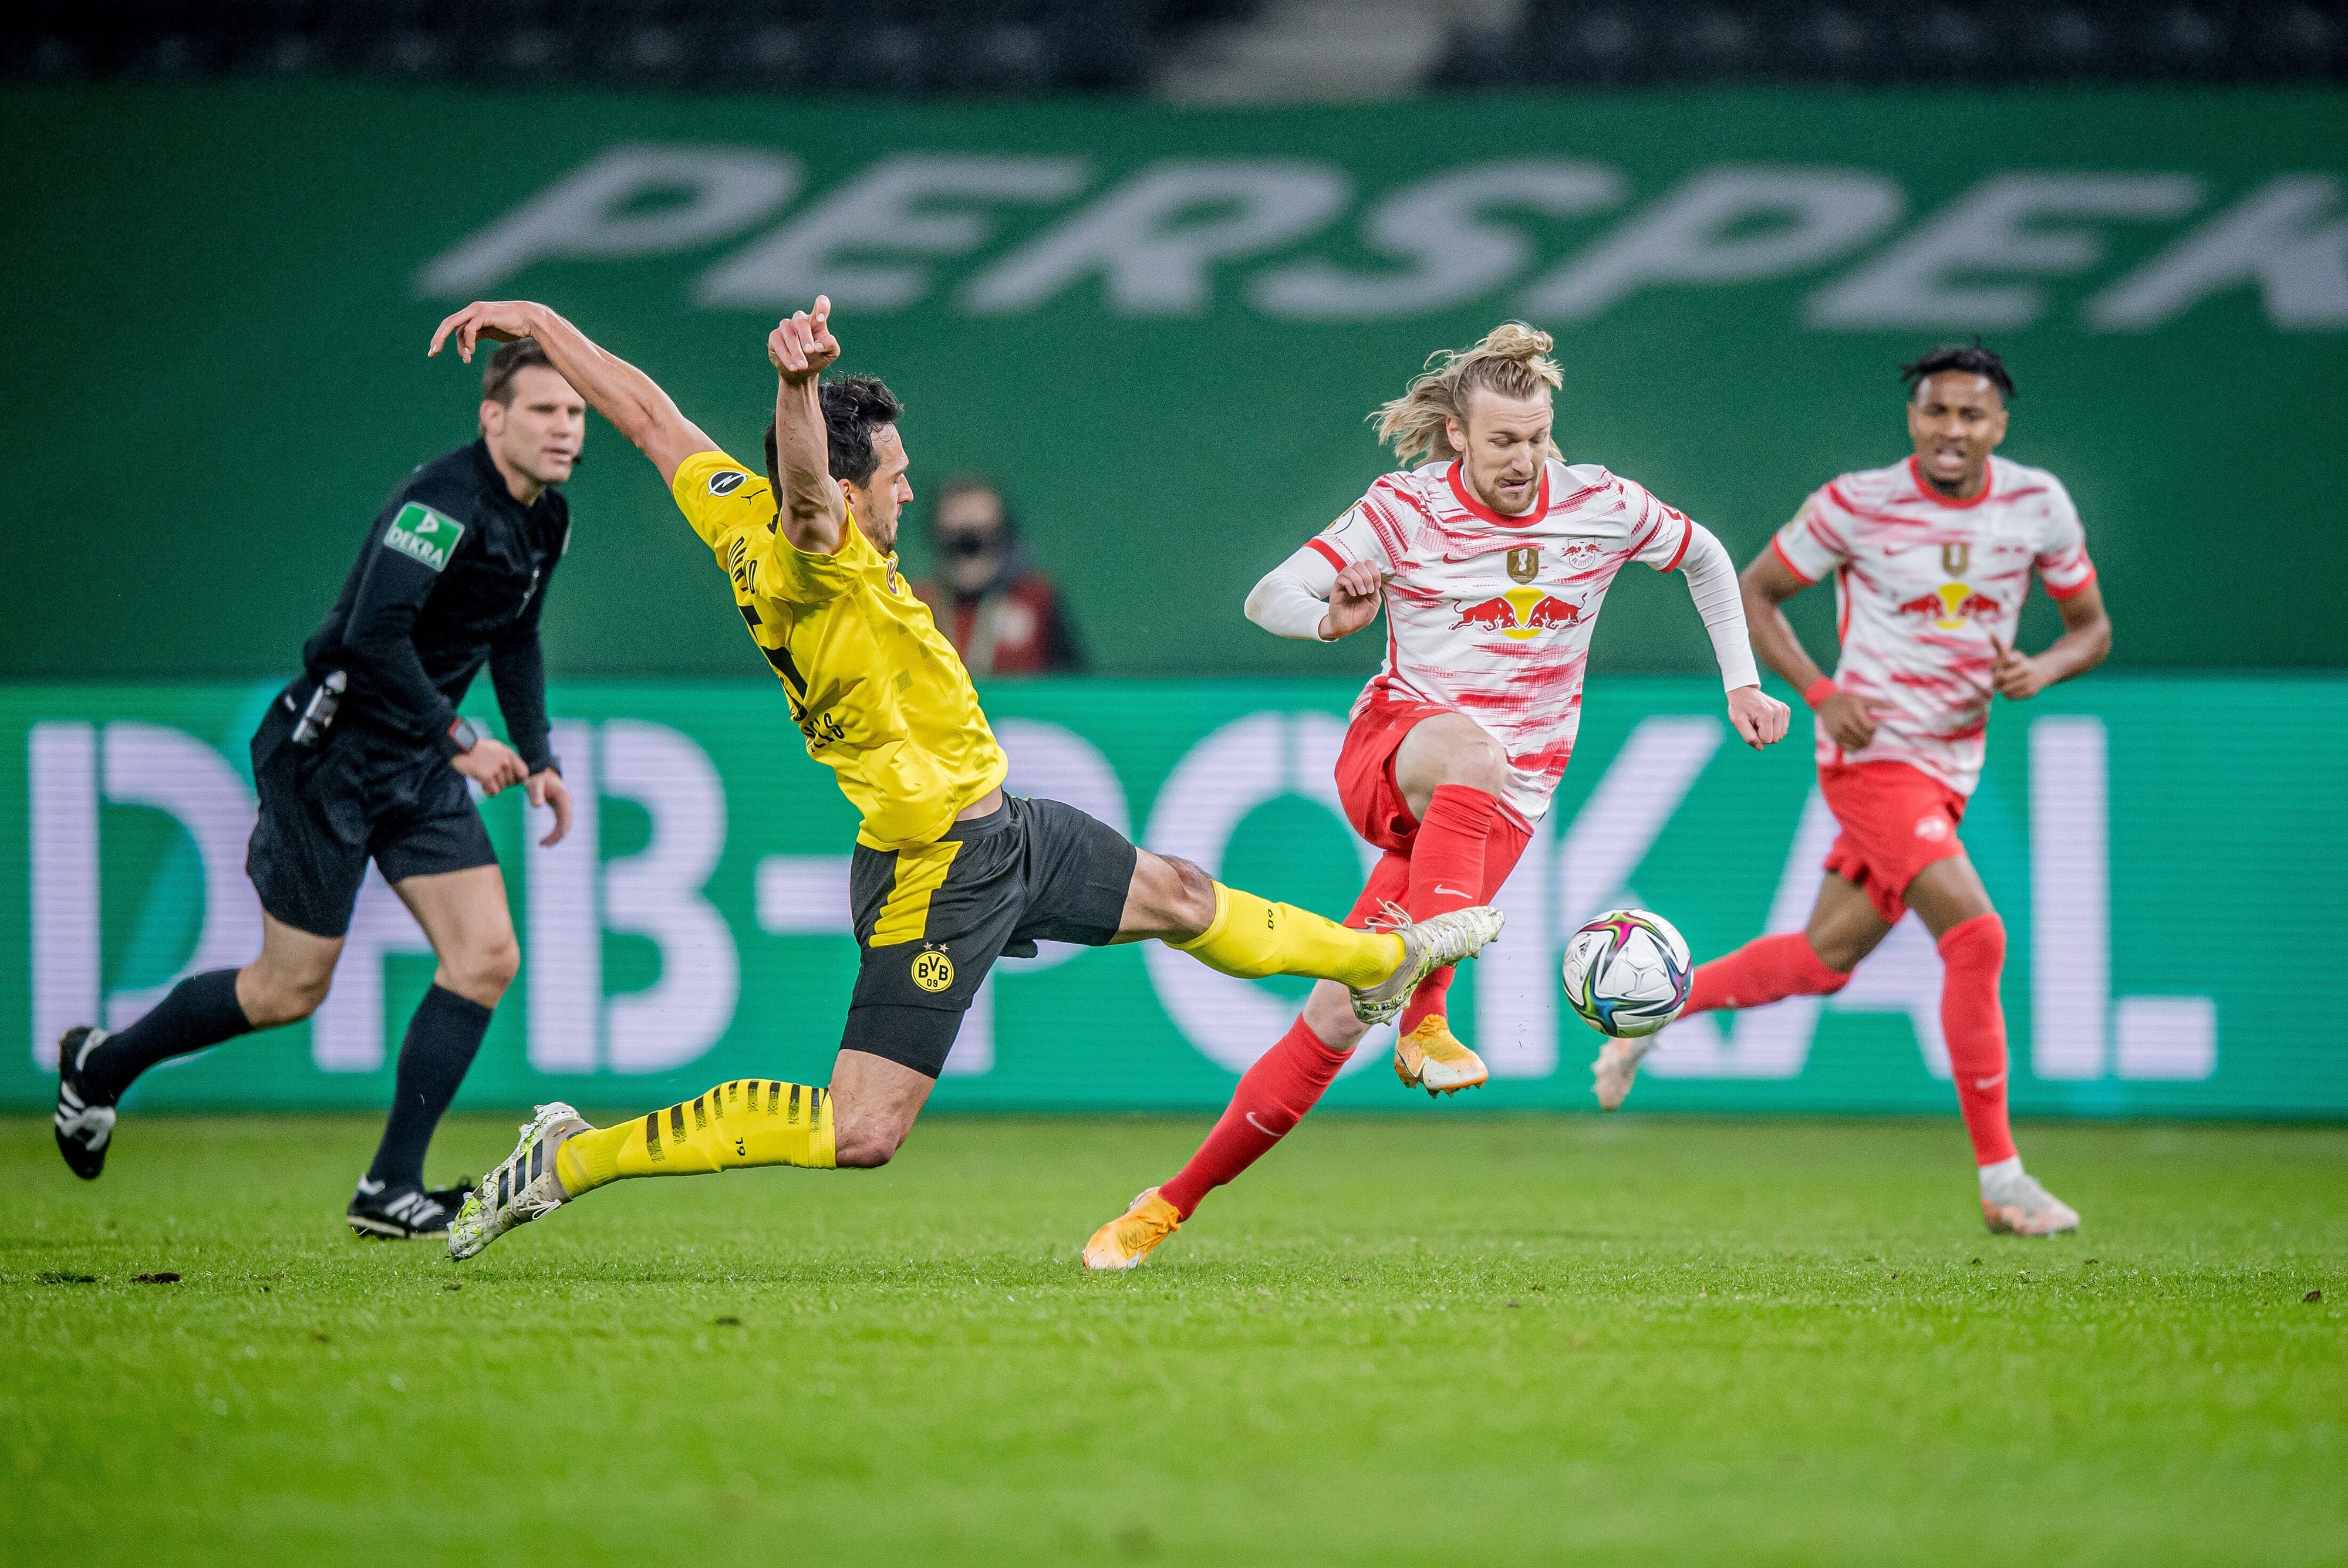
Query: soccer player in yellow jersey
425,296,1506,1261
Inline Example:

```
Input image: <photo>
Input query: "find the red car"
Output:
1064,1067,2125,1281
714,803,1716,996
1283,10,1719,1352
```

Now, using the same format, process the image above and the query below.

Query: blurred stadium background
2,0,2342,1124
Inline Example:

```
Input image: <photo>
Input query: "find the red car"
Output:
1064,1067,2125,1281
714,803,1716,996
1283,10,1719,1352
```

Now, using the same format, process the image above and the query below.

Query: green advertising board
6,676,2342,1118
1,82,2343,686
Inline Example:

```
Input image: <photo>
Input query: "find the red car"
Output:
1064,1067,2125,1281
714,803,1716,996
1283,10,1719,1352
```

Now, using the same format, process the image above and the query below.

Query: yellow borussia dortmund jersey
670,450,1007,850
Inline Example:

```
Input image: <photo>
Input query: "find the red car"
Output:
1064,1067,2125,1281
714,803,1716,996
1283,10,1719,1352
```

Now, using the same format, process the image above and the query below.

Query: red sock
1685,932,1851,1015
1397,789,1531,1036
1159,1018,1349,1219
1938,913,2018,1165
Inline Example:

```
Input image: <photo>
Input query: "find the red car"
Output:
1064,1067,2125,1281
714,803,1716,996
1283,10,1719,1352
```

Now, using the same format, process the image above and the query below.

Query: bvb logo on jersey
911,945,956,993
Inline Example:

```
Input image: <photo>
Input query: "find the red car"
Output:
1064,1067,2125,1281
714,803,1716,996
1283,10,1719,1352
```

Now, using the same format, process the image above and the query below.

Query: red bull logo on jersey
1450,587,1584,641
1896,582,2000,631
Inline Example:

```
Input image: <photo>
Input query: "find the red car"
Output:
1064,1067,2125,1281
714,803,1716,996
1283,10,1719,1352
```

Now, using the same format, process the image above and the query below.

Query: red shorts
1334,698,1455,854
1334,699,1536,931
1819,760,1969,925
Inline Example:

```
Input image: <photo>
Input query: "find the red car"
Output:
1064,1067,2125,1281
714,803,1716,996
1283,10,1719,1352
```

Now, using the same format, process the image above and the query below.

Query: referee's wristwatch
438,716,481,760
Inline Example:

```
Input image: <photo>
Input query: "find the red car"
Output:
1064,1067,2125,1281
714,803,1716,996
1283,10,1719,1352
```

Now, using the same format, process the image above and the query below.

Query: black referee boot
54,1026,118,1181
347,1178,457,1241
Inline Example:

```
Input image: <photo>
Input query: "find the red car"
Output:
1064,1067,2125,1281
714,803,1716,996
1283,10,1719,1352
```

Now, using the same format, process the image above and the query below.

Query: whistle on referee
291,670,348,748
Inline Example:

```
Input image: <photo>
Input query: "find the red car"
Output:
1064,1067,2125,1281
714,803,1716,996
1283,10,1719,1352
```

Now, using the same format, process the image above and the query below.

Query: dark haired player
53,341,581,1239
1595,344,2112,1238
423,298,1502,1261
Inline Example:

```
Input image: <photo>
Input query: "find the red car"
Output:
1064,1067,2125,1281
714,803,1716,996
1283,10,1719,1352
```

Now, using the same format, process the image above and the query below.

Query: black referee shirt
299,439,570,772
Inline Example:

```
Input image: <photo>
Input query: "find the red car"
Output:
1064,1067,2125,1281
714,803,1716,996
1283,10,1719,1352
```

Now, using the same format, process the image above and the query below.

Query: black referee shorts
245,697,497,939
842,795,1137,1078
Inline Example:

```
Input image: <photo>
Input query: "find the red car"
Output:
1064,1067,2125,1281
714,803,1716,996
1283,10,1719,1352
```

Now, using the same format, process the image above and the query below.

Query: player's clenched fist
1727,685,1792,750
1318,559,1383,641
1816,691,1879,750
768,296,840,384
1989,641,2048,701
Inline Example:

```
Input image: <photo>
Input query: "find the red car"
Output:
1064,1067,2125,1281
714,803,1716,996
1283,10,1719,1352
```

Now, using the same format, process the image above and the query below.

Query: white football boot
1590,1036,1658,1111
1351,905,1506,1026
448,1102,588,1261
1980,1167,2081,1237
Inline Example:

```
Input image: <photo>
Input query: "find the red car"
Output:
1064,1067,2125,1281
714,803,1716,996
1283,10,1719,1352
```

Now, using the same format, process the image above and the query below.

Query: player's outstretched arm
1742,548,1878,751
767,298,846,556
428,302,715,486
1673,524,1786,749
1993,578,2111,701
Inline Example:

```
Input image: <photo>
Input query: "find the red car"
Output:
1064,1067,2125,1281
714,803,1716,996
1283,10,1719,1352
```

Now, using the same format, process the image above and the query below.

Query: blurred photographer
913,476,1085,676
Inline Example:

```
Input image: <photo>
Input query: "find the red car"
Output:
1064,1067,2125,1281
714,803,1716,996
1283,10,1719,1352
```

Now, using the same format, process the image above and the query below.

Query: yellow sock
555,1079,836,1197
1173,883,1402,989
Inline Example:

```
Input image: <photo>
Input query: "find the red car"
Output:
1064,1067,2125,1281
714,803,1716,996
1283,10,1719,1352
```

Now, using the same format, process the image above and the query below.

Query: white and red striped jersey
1773,453,2097,796
1308,458,1700,823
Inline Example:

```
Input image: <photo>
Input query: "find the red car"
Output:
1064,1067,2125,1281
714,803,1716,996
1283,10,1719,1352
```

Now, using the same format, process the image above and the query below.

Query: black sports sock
81,968,253,1100
366,984,494,1189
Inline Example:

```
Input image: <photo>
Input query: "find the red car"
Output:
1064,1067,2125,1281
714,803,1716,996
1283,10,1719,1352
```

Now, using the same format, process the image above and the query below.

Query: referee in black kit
53,340,582,1239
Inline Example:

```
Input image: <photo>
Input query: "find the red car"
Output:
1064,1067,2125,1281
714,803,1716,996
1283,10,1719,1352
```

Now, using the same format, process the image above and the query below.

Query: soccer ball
1561,908,1692,1038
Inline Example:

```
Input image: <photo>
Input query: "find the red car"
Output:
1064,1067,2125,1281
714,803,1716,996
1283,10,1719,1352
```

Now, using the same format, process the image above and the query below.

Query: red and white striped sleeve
1301,501,1391,573
1618,475,1696,572
2033,478,2097,600
1348,476,1425,573
1770,482,1853,585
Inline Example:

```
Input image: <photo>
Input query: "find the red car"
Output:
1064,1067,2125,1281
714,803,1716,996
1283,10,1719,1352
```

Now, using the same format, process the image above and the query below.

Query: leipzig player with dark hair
1083,323,1788,1269
1595,343,2112,1238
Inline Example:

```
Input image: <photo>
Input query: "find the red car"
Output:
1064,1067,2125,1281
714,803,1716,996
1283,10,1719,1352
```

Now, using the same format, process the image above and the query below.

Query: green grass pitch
5,1113,2343,1566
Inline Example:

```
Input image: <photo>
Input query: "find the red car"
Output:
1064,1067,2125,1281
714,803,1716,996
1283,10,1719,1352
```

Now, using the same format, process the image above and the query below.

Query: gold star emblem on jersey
911,946,955,993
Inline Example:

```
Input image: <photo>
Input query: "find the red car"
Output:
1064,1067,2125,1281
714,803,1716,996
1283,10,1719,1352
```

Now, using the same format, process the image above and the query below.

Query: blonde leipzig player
1084,324,1789,1269
423,298,1504,1261
1595,344,2111,1238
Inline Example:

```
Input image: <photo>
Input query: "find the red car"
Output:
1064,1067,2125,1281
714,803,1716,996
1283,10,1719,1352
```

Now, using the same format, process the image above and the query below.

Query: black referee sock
82,968,254,1101
366,984,494,1191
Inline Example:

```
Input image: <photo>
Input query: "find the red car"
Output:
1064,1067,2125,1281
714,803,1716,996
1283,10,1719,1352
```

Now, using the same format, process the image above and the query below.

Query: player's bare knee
242,966,330,1028
443,935,520,1005
1153,854,1220,939
1445,731,1509,795
832,1115,903,1169
1803,932,1863,982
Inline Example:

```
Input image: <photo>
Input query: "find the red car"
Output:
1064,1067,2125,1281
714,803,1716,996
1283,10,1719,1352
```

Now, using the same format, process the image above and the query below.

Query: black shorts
245,696,497,939
842,795,1137,1077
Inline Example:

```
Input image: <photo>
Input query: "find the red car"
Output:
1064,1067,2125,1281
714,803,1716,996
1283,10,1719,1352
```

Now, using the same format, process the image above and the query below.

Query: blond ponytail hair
1371,322,1563,469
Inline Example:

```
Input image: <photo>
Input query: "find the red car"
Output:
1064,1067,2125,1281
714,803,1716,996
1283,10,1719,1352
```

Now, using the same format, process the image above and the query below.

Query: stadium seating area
1438,0,2348,87
0,1,1255,93
13,1,2344,92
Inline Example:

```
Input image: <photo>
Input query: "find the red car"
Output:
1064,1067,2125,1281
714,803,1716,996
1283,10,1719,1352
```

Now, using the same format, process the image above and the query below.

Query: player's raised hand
1989,637,2048,701
768,297,841,385
1318,559,1383,640
1817,691,1880,750
1726,685,1791,750
429,301,544,364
